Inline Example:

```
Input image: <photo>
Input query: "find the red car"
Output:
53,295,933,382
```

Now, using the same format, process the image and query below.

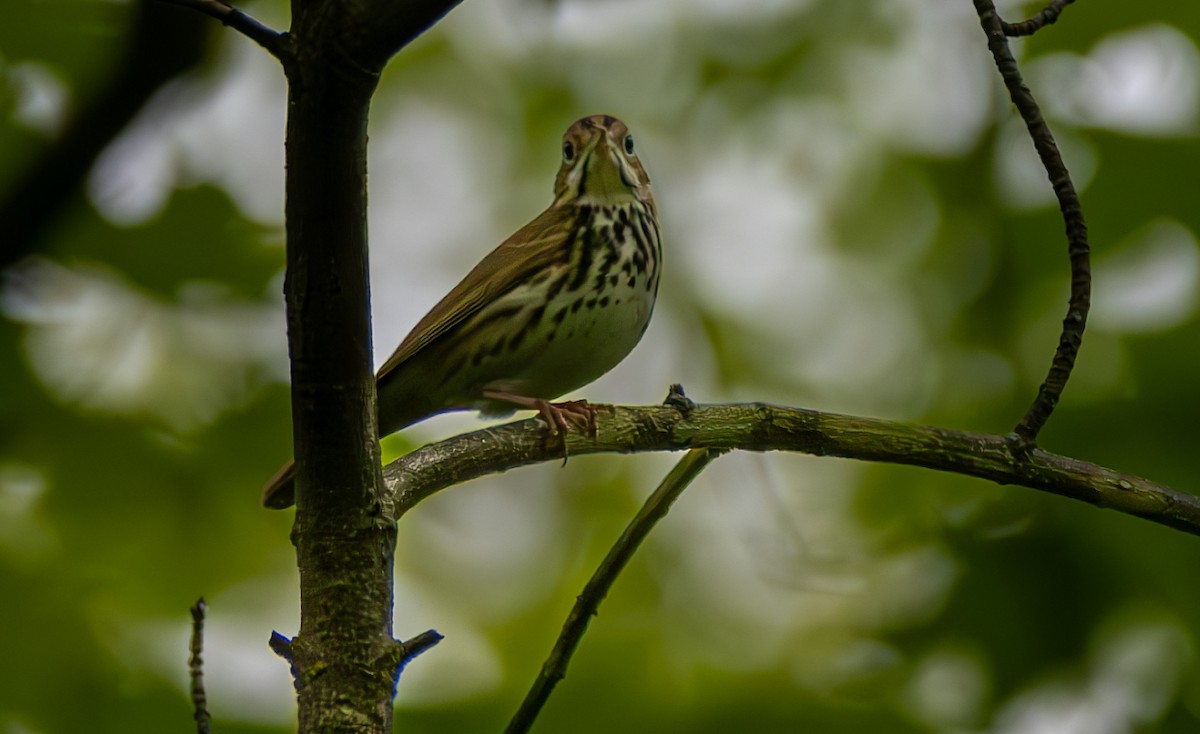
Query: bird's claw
528,398,595,466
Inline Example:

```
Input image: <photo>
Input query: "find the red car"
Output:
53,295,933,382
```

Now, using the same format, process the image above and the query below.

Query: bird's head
553,115,654,210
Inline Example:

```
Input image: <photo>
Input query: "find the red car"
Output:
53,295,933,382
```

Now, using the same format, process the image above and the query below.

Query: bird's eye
623,135,635,155
562,141,575,163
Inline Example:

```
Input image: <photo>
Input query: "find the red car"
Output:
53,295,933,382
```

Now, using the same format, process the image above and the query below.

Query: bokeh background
3,0,1200,731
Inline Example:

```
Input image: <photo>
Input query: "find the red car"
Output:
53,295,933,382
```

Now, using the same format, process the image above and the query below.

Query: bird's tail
260,460,297,509
259,392,437,509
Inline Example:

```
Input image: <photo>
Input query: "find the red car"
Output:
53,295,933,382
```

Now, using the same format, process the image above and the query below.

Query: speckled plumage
263,115,660,508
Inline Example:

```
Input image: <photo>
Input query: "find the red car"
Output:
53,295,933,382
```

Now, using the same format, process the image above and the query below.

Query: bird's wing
376,204,578,383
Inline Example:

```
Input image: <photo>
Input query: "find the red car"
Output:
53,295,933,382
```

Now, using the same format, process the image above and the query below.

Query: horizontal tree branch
385,402,1200,536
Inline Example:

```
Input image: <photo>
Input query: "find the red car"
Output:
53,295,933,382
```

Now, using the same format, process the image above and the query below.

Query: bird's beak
582,134,629,199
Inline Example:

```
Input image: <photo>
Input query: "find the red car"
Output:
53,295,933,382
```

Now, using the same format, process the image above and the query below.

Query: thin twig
386,402,1200,536
1002,0,1076,37
189,598,212,734
159,0,290,59
506,448,724,734
974,0,1091,444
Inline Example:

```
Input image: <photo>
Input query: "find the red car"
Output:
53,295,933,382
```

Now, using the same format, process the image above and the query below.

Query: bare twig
974,0,1091,444
506,448,724,734
160,0,290,59
1002,0,1076,37
189,599,212,734
386,402,1200,536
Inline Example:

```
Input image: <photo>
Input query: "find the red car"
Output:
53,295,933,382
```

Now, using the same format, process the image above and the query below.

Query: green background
2,1,1200,731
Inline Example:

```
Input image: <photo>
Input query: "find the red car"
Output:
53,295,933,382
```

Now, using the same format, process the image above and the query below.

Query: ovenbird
262,115,661,508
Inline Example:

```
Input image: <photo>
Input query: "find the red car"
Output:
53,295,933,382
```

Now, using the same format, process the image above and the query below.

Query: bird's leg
482,390,597,437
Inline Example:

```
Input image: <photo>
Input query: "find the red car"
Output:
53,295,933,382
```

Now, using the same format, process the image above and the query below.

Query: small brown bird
262,115,661,508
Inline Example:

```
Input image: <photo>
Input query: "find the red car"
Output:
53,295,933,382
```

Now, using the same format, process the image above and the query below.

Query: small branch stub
664,383,696,417
392,630,444,693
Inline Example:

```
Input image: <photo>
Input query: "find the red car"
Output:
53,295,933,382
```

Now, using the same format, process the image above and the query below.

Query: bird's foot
482,390,597,438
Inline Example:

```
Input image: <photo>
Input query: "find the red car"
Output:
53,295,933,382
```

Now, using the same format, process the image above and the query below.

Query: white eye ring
563,141,576,163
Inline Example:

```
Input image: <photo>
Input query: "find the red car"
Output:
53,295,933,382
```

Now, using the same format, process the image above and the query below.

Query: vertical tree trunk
281,21,397,733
